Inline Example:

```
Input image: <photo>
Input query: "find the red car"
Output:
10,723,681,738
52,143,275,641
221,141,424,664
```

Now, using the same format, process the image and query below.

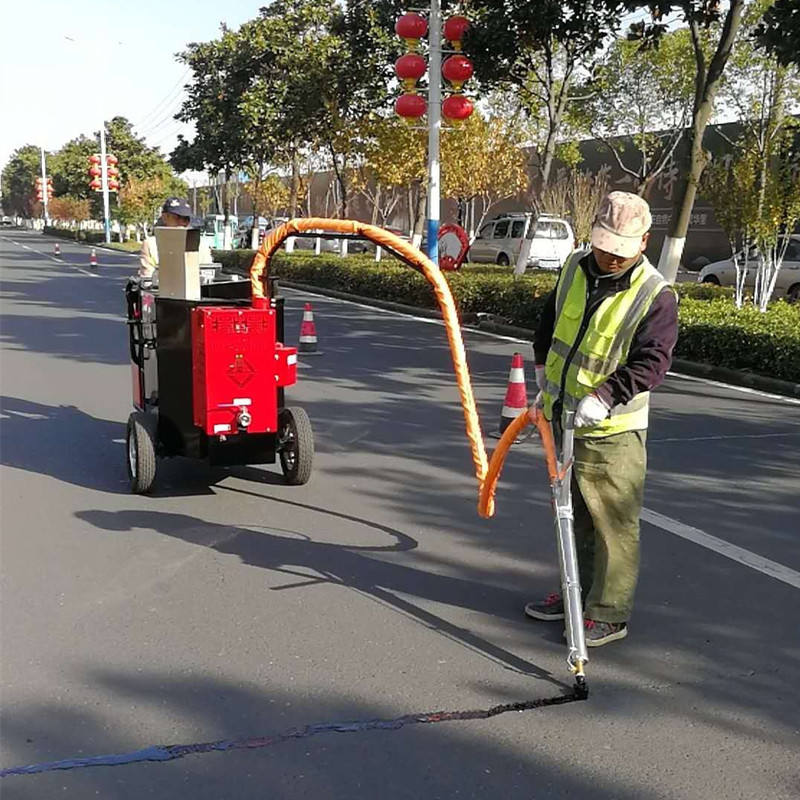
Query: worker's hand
574,393,610,428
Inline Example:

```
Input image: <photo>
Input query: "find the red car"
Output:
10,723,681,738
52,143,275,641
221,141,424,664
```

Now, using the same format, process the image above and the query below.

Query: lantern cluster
393,12,475,123
394,13,428,119
35,176,53,203
87,154,120,192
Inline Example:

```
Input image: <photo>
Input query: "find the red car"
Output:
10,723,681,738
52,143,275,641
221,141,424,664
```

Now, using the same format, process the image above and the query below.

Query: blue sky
0,0,263,175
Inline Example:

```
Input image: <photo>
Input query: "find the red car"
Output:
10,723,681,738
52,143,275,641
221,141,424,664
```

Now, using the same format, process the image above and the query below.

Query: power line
133,68,191,129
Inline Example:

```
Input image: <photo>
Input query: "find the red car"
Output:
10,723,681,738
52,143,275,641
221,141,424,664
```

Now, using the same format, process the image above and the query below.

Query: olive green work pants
571,430,647,624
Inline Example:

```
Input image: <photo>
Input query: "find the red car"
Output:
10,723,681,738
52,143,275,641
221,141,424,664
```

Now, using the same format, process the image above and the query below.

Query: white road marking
3,236,100,276
650,431,800,443
283,288,800,402
666,370,800,406
641,507,800,590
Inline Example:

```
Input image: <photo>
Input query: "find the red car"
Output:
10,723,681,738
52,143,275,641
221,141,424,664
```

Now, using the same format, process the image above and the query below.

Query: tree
119,174,188,239
755,0,800,66
173,25,245,239
575,30,695,197
440,113,529,238
1,145,47,217
702,0,800,310
48,196,91,236
50,135,95,199
540,167,611,246
624,0,747,282
466,0,627,198
359,116,427,233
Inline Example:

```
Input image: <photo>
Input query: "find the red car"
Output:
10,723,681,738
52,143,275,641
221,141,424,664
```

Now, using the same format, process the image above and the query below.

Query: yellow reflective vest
542,251,668,438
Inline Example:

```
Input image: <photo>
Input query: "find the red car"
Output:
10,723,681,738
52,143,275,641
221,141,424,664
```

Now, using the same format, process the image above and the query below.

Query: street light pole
39,147,50,225
99,123,111,244
426,0,441,265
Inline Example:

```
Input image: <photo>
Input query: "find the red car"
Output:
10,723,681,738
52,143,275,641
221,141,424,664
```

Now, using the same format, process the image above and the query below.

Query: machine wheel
787,284,800,304
278,407,314,485
702,274,720,285
496,252,510,266
126,411,157,494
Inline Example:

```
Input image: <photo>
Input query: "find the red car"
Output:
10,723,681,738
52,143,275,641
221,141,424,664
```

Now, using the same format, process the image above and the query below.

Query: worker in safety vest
525,191,678,647
139,197,211,279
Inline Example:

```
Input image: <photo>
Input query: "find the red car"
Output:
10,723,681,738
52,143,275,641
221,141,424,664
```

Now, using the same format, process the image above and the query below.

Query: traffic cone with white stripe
298,302,322,355
89,248,98,268
492,352,528,440
53,242,60,256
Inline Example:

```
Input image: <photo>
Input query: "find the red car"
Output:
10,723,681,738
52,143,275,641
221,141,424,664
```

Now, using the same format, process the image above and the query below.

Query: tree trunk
657,0,746,283
288,146,300,218
371,182,381,225
412,181,427,248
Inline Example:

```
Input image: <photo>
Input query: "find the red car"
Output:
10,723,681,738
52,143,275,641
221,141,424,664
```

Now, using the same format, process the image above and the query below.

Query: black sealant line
1,691,585,778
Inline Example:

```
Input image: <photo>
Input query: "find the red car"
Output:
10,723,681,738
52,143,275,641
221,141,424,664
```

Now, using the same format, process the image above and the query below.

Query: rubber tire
788,284,800,304
702,274,720,285
279,407,314,486
126,411,157,494
496,253,510,266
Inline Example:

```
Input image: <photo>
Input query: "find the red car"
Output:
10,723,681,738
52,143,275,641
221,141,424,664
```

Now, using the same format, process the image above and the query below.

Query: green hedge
44,226,106,243
213,249,800,383
676,298,800,382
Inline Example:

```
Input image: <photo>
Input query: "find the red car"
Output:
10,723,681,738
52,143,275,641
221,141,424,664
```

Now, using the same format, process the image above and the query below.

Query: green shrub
44,226,106,243
675,298,800,382
212,249,800,382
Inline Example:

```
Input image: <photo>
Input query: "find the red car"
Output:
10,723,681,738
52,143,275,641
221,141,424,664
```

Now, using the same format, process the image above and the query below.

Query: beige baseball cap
591,191,652,259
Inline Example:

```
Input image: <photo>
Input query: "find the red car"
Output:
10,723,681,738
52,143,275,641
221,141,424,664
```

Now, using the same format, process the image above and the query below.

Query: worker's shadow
76,505,570,693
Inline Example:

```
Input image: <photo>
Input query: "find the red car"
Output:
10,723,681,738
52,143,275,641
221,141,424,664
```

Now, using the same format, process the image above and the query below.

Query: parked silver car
467,213,575,269
698,235,800,302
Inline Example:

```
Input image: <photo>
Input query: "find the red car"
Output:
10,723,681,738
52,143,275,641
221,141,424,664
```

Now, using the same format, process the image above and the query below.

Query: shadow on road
75,507,563,686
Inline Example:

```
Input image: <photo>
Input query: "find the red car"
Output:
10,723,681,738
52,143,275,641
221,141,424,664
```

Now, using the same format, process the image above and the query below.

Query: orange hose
477,408,559,519
250,218,494,516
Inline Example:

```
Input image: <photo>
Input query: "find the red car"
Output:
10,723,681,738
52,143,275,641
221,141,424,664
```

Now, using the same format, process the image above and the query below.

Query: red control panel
191,306,297,436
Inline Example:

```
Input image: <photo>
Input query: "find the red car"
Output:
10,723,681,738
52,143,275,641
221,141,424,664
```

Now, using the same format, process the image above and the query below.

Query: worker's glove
574,393,610,428
534,364,546,391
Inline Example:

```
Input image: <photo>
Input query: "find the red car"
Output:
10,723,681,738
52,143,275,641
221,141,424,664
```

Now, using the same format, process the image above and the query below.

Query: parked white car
467,213,575,270
697,235,800,302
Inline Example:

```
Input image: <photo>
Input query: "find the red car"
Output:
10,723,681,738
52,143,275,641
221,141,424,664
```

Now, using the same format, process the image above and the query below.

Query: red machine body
191,306,297,437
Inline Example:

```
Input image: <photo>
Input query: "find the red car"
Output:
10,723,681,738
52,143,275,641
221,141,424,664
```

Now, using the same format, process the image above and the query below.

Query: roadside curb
277,279,800,400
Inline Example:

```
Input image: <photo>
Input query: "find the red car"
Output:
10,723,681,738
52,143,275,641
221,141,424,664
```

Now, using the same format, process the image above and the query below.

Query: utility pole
99,123,111,243
39,147,50,225
426,0,441,266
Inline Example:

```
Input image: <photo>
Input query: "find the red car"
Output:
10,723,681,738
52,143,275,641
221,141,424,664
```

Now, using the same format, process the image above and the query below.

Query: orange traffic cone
89,248,98,268
53,242,60,256
492,352,528,441
298,302,322,355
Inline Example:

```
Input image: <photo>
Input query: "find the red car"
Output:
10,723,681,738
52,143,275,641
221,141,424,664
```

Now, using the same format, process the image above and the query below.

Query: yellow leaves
247,175,289,216
48,195,90,222
441,113,528,201
362,115,427,189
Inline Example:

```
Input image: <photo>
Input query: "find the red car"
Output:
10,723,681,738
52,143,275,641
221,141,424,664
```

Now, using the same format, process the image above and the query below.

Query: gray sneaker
524,592,565,620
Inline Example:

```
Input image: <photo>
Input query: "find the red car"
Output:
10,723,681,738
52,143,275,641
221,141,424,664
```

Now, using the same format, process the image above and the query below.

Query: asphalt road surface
2,229,799,799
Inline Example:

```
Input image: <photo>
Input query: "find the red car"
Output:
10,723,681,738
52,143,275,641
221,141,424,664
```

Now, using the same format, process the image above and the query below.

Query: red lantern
106,154,118,165
442,55,473,91
395,12,427,50
89,154,101,164
89,177,102,191
444,15,470,49
89,165,102,177
395,53,427,91
442,94,474,122
395,93,427,119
